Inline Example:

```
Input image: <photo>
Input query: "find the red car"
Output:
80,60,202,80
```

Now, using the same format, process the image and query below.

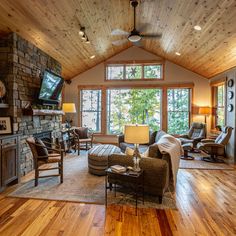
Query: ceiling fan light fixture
194,25,202,31
175,52,181,56
128,34,141,43
90,55,95,59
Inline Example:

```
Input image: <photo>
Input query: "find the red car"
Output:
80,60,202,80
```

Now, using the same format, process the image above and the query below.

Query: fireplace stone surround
0,33,63,175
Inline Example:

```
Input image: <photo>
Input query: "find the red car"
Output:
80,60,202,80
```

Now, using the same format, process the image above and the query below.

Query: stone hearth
0,33,62,175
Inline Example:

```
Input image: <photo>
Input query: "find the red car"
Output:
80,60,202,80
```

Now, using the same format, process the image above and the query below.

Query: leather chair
179,122,206,147
197,126,233,163
26,137,64,186
73,127,93,155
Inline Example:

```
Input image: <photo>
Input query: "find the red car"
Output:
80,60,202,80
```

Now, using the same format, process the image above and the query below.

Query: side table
105,168,144,215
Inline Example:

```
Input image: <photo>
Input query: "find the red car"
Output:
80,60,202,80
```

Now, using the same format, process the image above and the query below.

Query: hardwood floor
0,169,235,236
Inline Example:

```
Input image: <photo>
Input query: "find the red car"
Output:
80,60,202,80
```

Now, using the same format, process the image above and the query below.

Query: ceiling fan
112,0,162,46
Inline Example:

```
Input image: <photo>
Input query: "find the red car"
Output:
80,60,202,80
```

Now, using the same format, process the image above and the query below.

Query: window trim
78,83,193,135
104,60,165,81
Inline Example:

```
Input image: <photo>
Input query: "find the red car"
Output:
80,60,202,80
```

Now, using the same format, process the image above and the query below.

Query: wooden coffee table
105,168,144,215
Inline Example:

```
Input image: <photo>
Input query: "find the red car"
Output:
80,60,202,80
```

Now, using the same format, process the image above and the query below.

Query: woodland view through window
106,63,162,80
80,87,191,134
107,89,162,134
167,88,190,134
215,84,225,127
80,89,101,132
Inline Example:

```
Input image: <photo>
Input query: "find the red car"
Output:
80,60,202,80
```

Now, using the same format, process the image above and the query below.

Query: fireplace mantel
22,108,64,116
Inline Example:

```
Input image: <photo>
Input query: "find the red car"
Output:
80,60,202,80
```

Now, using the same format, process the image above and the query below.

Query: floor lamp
62,103,76,153
198,107,211,136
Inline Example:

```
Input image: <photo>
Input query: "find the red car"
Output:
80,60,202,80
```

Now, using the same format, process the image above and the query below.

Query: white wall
64,46,211,129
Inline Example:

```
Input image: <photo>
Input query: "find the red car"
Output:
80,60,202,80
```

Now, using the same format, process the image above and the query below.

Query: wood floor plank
0,168,235,235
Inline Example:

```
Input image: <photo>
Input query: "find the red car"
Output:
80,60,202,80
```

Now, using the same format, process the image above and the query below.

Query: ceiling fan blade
112,39,128,46
111,29,129,36
141,33,162,39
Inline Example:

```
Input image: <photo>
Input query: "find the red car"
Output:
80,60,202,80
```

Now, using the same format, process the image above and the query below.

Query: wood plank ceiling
0,0,236,79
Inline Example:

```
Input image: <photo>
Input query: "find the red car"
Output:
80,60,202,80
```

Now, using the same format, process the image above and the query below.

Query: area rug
8,152,176,209
179,151,234,170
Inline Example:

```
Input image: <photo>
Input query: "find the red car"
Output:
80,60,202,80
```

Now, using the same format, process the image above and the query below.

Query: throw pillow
75,127,88,139
148,143,162,159
35,138,48,158
149,131,157,145
125,147,134,156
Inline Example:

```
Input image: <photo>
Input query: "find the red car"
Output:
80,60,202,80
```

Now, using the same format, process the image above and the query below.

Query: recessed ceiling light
90,55,95,59
194,25,202,31
175,52,181,56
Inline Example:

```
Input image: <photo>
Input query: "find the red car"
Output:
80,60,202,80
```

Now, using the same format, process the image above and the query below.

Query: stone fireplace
0,33,62,175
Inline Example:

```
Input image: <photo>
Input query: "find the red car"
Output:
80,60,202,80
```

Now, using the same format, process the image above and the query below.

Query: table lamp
124,124,149,172
198,107,211,123
62,103,76,128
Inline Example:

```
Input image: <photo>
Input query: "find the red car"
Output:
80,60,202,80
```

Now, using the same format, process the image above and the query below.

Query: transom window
106,62,163,80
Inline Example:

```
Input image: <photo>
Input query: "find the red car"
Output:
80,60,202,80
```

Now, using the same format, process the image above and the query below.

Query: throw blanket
157,134,183,186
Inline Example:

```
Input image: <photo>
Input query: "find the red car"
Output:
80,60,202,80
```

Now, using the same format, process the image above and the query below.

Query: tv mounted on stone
38,70,64,105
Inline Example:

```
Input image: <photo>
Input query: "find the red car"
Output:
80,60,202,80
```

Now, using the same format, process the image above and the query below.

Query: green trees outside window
80,87,191,135
167,89,190,134
107,89,161,134
81,89,101,132
216,85,225,127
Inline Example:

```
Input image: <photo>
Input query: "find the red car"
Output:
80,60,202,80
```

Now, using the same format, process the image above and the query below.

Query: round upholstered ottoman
88,144,121,176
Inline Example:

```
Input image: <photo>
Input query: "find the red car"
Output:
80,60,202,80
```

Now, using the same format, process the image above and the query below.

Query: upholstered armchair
197,126,233,163
179,122,206,147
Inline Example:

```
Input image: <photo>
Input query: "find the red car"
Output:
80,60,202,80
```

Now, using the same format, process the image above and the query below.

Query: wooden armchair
26,137,64,186
73,127,93,155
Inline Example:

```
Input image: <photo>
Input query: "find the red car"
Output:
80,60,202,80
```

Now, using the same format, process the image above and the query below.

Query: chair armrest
178,134,189,139
201,139,215,143
202,143,225,149
192,137,204,142
34,143,63,153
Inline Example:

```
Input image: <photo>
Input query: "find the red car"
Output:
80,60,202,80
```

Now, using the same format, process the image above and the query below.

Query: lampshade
124,124,149,144
62,103,76,113
198,107,211,115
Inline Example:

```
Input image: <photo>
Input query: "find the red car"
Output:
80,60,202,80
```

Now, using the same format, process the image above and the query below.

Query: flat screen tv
38,70,64,104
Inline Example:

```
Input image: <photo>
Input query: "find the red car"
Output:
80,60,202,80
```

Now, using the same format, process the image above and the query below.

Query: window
215,84,225,127
107,89,162,134
167,88,191,134
106,62,163,80
80,89,102,132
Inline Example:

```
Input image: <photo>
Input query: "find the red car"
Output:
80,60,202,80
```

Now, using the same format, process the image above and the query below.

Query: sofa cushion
148,143,162,159
155,130,167,143
149,131,157,145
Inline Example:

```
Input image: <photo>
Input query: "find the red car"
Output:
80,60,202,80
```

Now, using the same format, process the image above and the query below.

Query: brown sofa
109,130,173,202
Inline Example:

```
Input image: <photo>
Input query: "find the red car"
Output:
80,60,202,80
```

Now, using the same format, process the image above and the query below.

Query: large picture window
106,62,163,80
167,88,190,134
80,89,102,132
107,89,162,134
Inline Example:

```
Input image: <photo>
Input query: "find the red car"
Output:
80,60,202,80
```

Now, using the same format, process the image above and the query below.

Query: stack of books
110,165,126,173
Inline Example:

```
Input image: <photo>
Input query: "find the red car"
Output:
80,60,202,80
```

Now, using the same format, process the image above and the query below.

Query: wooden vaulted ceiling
0,0,236,79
